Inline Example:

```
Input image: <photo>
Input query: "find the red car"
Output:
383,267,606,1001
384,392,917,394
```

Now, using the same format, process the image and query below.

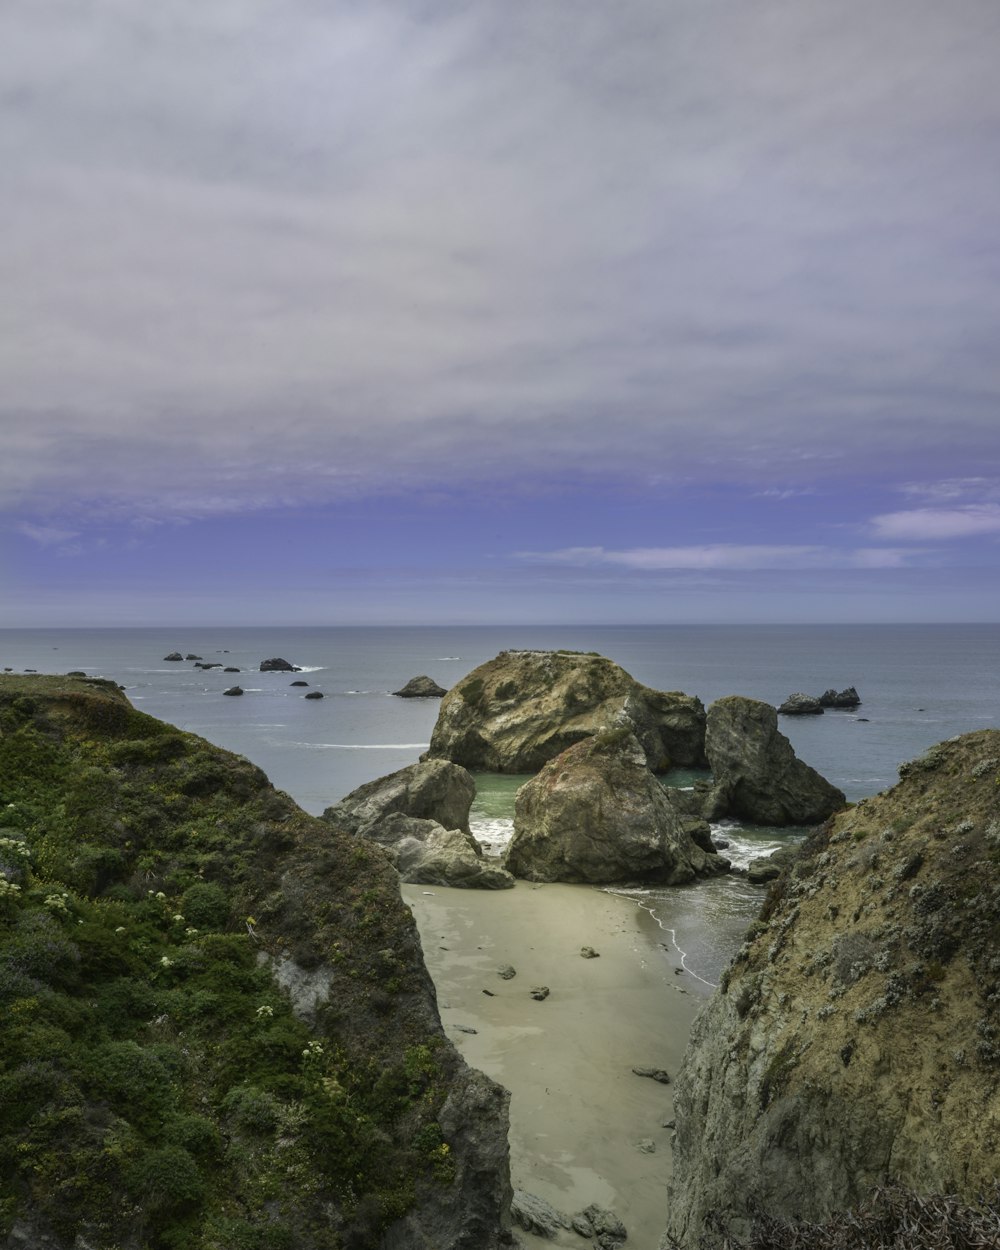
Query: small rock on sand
632,1066,671,1084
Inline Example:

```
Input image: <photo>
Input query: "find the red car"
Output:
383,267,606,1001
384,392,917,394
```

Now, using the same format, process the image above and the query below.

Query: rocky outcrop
425,649,706,775
163,651,183,661
819,686,862,708
366,813,515,889
323,760,512,889
259,657,299,672
324,758,476,836
393,675,448,698
505,729,727,884
704,696,845,826
777,692,824,715
0,674,512,1249
665,729,1000,1247
222,685,243,696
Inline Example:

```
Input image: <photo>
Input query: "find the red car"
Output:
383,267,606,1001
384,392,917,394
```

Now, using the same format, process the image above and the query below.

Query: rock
222,686,244,697
163,652,183,661
636,1138,656,1153
819,686,862,708
185,653,202,660
66,670,86,677
665,727,1000,1248
363,813,515,890
290,680,309,686
580,945,600,958
529,986,549,1001
703,696,845,827
196,662,223,670
746,844,799,883
453,1024,478,1034
393,675,448,698
632,1066,671,1084
324,759,476,836
497,965,517,980
425,648,707,774
510,1190,570,1237
304,691,324,699
505,729,728,885
223,666,240,673
778,692,824,715
260,657,298,672
581,1204,628,1248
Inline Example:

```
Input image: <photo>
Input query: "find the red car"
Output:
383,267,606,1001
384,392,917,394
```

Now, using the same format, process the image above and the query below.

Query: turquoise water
2,623,996,984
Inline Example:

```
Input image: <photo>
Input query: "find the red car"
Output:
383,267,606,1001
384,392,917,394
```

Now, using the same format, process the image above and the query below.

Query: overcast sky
3,0,1000,625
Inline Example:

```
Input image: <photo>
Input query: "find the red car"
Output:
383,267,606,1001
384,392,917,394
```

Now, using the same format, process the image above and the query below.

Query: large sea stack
0,675,512,1248
424,649,707,774
665,729,1000,1247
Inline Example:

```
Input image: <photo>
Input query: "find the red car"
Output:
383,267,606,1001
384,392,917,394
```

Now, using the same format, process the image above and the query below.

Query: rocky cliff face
506,730,727,884
0,676,511,1250
425,650,707,774
665,729,1000,1247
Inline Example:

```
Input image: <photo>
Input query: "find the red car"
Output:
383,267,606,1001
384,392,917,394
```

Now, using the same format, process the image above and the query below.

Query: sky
3,0,1000,626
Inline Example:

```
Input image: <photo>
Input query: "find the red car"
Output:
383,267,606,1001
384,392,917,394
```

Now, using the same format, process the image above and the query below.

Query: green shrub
221,1084,282,1134
126,1144,204,1212
180,882,230,930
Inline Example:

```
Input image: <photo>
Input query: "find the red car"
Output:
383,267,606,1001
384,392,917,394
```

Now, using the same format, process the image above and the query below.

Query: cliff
0,676,511,1250
665,729,1000,1246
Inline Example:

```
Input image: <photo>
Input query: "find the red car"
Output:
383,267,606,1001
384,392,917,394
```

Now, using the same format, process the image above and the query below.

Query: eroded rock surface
425,649,706,774
393,675,448,698
366,813,515,889
324,758,476,836
665,729,1000,1247
704,695,845,826
506,729,727,884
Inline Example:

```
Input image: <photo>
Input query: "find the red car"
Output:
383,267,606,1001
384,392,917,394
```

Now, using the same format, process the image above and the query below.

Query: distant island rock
777,692,824,715
259,657,300,672
819,685,862,708
222,685,244,697
393,675,448,698
304,690,324,699
163,652,183,661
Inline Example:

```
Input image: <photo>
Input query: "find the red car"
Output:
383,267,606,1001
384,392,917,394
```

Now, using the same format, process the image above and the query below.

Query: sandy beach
402,881,712,1249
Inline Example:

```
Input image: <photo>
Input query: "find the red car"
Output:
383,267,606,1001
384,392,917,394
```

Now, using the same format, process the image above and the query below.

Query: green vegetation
0,676,458,1249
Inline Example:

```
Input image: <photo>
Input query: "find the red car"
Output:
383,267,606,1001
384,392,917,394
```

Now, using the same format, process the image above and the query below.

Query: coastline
402,881,710,1248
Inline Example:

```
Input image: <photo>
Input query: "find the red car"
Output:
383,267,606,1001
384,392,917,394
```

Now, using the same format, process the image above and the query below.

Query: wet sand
402,881,711,1248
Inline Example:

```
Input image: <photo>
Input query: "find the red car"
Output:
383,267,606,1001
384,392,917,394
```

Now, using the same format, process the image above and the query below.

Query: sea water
2,624,997,984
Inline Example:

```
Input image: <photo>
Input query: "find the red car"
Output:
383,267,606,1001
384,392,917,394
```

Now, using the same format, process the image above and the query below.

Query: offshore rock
777,692,824,715
259,657,299,672
324,758,476,836
505,729,727,884
819,685,862,708
425,649,706,774
393,674,448,698
365,813,515,890
665,730,1000,1247
704,696,845,826
163,651,183,661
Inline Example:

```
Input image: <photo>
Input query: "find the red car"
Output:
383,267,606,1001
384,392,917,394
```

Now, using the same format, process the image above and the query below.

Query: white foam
602,887,718,989
470,816,514,858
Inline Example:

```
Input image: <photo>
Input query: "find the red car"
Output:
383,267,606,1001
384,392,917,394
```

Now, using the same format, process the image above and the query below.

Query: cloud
515,545,915,570
870,504,1000,541
1,1,999,516
15,521,80,547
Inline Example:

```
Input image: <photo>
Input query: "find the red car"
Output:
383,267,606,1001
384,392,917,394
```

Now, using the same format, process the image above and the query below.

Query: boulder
425,649,706,774
304,691,324,700
290,680,309,687
260,657,299,672
665,728,1000,1247
745,843,799,883
777,692,824,715
223,666,240,673
704,696,845,826
819,685,862,708
505,729,728,884
222,686,244,697
366,813,515,889
185,653,202,660
323,759,476,836
393,675,448,698
163,652,183,661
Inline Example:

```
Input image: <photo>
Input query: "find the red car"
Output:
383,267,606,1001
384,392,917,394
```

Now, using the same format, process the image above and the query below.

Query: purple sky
3,1,1000,625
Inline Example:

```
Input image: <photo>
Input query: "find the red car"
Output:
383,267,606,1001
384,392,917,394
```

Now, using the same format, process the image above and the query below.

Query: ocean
2,623,997,986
